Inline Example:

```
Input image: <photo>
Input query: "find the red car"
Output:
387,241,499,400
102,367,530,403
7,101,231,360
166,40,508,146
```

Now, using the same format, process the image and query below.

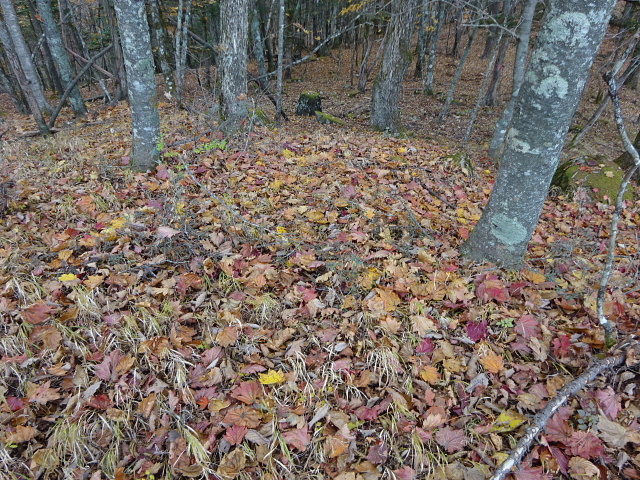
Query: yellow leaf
491,410,528,433
419,365,441,384
364,209,375,219
480,352,504,373
259,369,286,385
58,273,77,282
110,217,126,229
57,249,73,261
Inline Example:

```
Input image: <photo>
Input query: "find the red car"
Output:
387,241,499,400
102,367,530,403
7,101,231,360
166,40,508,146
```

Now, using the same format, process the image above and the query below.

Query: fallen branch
596,71,640,347
490,343,634,480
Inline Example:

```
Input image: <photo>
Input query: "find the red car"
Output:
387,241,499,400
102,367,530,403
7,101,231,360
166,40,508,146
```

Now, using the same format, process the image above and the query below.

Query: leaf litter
0,103,638,480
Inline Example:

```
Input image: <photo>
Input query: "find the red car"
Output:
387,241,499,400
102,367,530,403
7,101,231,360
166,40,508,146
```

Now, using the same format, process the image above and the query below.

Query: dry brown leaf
216,448,246,480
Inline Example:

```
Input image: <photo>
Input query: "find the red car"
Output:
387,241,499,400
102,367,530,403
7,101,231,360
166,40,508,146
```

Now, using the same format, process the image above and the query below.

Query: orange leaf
480,352,504,373
419,365,441,385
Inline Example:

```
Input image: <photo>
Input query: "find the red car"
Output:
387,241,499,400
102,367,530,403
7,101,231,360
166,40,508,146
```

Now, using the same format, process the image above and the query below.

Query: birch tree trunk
370,0,416,132
219,0,249,134
35,0,87,116
112,0,160,171
461,0,617,267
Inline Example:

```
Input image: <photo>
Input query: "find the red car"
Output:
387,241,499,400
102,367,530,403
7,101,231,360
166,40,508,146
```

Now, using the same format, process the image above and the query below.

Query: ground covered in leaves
1,46,640,480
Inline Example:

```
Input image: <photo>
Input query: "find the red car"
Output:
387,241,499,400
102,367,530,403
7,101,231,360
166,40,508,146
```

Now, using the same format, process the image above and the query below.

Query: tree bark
148,0,176,100
112,0,160,171
0,19,50,133
35,0,87,116
219,0,249,133
370,0,416,132
461,0,617,267
0,0,52,115
488,0,538,160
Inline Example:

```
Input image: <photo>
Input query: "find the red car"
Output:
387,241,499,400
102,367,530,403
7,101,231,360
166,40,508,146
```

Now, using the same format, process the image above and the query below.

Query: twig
597,71,640,347
48,44,114,129
489,345,631,480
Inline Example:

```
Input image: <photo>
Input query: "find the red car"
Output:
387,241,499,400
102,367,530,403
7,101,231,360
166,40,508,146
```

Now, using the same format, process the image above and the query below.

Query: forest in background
0,1,639,479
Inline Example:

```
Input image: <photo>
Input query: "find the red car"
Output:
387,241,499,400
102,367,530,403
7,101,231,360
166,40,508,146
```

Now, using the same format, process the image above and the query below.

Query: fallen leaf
480,351,504,373
259,369,286,385
491,410,527,433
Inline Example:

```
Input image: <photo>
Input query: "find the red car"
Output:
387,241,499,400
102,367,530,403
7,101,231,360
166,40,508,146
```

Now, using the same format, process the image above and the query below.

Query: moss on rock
315,111,345,125
552,158,634,203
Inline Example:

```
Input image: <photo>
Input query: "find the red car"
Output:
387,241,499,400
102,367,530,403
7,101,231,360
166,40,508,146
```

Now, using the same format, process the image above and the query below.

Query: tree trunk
35,0,87,116
483,0,513,107
488,0,538,160
370,0,416,132
0,55,28,113
461,0,617,267
0,0,52,115
424,0,446,95
148,0,176,100
112,0,160,171
174,0,191,107
0,19,50,133
276,0,284,126
219,0,249,133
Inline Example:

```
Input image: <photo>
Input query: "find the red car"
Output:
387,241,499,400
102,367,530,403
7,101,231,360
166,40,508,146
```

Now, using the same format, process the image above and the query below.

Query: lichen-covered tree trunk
112,0,160,171
461,0,617,267
219,0,249,133
35,0,87,116
370,0,416,132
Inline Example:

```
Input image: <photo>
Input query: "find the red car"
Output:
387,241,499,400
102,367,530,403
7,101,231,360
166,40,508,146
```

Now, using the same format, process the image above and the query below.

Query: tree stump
296,92,321,116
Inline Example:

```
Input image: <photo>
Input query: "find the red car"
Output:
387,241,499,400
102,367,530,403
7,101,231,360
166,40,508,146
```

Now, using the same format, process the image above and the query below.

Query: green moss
315,111,345,125
552,159,634,202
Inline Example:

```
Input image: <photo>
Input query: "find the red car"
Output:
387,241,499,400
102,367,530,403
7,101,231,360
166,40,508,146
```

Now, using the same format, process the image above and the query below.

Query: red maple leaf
567,431,605,459
434,426,467,453
230,381,262,405
476,275,510,303
367,441,388,464
22,302,56,325
224,425,248,445
594,387,621,420
515,315,540,338
283,425,311,452
467,318,489,342
545,407,573,443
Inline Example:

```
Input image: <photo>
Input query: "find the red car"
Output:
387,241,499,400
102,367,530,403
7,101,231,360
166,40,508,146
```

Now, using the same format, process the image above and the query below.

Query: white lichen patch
547,12,590,48
490,214,528,247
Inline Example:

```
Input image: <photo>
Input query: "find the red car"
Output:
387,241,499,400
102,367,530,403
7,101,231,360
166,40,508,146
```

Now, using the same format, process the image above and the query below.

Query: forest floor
0,34,640,480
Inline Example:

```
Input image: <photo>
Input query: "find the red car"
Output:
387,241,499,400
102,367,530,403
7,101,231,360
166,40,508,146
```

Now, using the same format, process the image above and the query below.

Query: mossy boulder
296,92,322,116
250,108,273,126
552,158,634,203
315,111,345,125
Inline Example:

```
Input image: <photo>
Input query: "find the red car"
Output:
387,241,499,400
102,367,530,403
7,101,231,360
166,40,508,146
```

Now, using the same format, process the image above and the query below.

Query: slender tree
219,0,249,133
35,0,87,116
488,0,538,159
0,19,50,133
148,0,176,100
112,0,160,171
370,0,417,132
0,0,51,114
461,0,617,267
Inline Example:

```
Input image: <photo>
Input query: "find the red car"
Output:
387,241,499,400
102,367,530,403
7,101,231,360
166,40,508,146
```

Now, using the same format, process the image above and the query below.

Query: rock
296,91,322,116
315,111,345,125
552,157,634,202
